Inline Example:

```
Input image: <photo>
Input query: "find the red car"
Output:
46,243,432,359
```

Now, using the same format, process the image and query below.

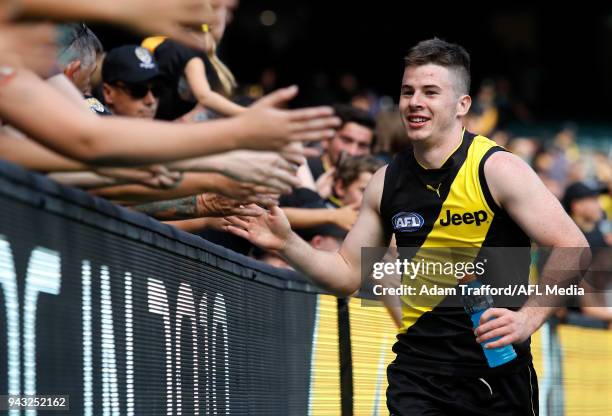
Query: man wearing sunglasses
102,45,162,118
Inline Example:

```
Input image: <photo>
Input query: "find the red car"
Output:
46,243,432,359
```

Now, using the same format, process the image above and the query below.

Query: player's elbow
330,278,361,297
575,233,590,249
566,229,591,256
560,231,593,271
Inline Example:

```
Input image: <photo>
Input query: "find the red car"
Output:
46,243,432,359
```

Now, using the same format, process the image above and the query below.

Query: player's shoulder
364,164,388,212
483,148,540,204
467,131,528,173
484,148,530,173
370,164,388,189
469,133,503,156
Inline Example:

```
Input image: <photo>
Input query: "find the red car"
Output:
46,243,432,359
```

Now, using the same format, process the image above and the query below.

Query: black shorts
387,362,539,416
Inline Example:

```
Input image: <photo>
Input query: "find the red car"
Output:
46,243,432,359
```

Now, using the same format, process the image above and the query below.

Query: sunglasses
114,81,163,99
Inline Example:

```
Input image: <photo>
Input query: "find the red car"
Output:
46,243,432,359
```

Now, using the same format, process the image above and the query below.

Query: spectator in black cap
297,223,347,252
102,45,162,118
563,181,608,248
252,222,347,268
560,183,611,329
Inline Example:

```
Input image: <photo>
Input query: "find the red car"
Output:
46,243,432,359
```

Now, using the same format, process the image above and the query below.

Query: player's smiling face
399,64,469,143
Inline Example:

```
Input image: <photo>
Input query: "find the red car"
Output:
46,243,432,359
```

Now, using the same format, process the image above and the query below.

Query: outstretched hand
224,205,293,251
220,150,301,194
238,86,341,151
118,0,214,50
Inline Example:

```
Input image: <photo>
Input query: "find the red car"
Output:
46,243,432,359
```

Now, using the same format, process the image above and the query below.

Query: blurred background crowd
0,1,610,327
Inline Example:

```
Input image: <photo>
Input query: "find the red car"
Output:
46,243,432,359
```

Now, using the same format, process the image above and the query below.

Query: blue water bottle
461,279,517,367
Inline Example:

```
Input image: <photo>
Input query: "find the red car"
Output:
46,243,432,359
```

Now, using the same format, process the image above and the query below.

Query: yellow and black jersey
380,130,532,376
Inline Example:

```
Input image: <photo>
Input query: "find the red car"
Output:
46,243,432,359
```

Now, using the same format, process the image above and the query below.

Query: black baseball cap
562,181,605,212
296,223,348,242
102,45,160,84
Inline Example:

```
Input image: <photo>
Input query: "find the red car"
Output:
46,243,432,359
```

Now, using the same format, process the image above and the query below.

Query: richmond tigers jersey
380,130,532,376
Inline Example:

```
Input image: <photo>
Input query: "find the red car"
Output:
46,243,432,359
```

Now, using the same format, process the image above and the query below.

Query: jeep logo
439,209,488,226
392,212,424,232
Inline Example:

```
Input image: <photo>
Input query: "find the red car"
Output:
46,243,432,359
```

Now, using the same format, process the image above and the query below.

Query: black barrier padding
0,160,321,293
0,161,319,415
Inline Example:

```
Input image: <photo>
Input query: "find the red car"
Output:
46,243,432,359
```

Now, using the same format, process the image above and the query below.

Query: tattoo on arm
132,195,199,220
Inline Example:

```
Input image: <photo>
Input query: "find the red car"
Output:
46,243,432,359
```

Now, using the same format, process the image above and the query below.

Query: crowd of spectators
0,0,609,328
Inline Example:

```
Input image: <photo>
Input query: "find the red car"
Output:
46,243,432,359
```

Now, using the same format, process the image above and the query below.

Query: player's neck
412,124,464,169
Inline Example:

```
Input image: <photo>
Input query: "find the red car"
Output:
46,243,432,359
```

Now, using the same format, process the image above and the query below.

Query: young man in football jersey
224,38,588,415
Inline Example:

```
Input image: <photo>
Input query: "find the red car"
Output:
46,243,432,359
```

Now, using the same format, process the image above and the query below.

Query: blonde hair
142,0,237,96
202,0,237,96
205,35,237,96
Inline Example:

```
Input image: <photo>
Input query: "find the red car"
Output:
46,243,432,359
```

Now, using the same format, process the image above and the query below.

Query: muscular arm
225,166,389,295
282,167,388,294
476,152,590,348
185,57,246,117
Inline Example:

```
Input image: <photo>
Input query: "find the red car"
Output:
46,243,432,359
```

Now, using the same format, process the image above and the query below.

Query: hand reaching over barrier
168,150,301,194
205,176,280,205
116,0,213,50
235,86,341,151
11,0,213,50
0,71,340,166
225,205,293,252
132,193,263,221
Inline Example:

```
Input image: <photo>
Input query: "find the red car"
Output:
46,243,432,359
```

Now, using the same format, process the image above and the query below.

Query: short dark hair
333,104,376,131
404,38,471,95
335,155,384,188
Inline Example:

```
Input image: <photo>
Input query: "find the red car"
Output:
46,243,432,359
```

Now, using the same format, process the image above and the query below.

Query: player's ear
333,180,345,198
310,235,323,249
102,83,114,104
63,60,81,81
456,94,472,117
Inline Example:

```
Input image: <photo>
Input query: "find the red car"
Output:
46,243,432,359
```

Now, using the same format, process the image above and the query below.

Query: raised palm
224,205,292,251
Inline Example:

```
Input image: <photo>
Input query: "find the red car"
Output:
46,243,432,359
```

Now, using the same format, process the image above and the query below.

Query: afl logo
392,212,424,232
